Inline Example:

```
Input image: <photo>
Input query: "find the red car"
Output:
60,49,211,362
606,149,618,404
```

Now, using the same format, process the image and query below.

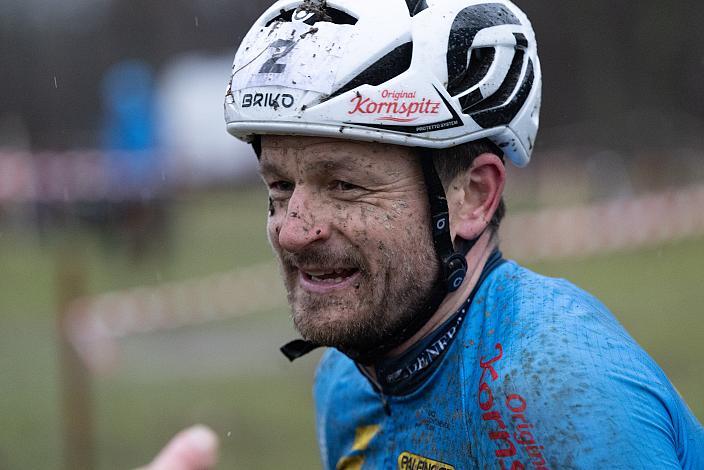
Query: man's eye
331,180,360,191
269,181,294,192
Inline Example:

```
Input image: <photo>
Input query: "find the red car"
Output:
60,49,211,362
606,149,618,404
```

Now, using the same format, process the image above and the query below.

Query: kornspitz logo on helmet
349,89,443,123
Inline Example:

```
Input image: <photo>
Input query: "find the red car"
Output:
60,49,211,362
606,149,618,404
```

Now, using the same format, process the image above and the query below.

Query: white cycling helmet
225,0,541,167
225,0,542,363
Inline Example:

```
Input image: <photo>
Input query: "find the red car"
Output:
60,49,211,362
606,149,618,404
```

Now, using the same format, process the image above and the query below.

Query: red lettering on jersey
479,343,503,382
476,343,549,469
478,382,494,411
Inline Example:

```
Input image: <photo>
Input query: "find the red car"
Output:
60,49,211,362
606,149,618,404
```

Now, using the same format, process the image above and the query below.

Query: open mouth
298,267,361,293
302,268,358,283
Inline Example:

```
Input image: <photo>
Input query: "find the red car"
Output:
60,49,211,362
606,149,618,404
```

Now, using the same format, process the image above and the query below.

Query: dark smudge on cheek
268,197,275,216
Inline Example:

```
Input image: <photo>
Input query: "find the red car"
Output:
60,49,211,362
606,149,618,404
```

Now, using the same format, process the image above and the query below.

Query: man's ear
446,153,505,241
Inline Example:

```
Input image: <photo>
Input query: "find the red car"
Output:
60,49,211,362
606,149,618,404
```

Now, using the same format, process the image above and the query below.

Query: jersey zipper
358,366,392,416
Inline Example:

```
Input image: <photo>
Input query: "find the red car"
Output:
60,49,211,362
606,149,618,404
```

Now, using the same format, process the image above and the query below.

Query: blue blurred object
101,59,160,198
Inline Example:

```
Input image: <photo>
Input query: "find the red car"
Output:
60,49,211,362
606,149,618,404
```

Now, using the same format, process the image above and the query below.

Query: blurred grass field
1,187,703,469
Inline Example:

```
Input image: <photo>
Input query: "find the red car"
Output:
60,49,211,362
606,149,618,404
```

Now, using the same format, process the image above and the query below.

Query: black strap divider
418,152,468,292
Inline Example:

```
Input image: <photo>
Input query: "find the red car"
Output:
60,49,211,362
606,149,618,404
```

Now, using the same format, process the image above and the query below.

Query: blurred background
1,0,703,468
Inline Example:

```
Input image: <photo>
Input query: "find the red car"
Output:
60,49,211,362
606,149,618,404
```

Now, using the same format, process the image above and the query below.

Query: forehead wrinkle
302,157,359,175
263,146,367,172
263,136,389,164
261,137,422,182
263,135,360,151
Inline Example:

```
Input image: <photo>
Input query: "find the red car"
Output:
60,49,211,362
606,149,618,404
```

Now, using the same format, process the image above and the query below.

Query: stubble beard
279,239,439,352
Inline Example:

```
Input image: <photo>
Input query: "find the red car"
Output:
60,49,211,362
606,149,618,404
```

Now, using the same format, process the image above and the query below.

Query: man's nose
277,187,330,253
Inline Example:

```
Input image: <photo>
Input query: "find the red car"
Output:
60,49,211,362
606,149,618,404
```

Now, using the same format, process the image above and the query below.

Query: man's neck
365,231,497,377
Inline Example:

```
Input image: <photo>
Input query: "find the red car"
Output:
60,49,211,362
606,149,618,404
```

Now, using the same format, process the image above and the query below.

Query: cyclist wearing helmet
223,0,704,468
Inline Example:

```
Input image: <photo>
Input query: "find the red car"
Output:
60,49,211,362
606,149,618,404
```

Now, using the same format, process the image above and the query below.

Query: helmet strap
417,151,470,292
251,136,262,159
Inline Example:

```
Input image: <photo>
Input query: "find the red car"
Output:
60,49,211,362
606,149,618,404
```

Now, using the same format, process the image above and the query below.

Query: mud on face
260,135,441,351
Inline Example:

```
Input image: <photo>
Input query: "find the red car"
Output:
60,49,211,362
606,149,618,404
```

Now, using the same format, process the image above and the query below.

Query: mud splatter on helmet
225,0,541,363
225,0,541,166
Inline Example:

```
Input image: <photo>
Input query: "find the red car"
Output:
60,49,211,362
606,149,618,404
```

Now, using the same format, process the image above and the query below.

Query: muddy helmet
225,0,541,167
225,0,541,363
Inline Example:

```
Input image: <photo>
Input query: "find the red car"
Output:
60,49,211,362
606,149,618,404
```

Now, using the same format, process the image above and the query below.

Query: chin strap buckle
280,339,321,361
444,252,468,292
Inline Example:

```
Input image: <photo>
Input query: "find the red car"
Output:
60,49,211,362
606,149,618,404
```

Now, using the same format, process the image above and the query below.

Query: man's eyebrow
310,158,357,173
258,160,285,177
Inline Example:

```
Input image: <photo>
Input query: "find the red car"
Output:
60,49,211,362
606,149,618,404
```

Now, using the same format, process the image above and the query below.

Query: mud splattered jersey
314,259,704,469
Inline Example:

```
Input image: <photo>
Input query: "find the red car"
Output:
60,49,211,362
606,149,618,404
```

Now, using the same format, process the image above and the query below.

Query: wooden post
56,249,95,470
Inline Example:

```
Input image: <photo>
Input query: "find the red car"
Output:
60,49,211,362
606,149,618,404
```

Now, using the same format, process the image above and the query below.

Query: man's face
259,135,440,351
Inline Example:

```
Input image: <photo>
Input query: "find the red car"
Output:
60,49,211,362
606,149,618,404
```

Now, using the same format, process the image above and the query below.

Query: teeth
310,275,345,283
303,267,356,284
304,269,351,276
307,270,333,276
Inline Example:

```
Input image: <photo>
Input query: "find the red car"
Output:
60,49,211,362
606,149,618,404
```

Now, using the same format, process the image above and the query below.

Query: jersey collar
366,250,505,396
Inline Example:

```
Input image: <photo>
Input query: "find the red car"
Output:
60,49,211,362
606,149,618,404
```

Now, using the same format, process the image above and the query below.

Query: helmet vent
324,7,358,25
467,49,524,114
265,6,357,27
446,4,520,98
326,42,413,100
265,9,294,26
472,57,534,128
405,0,428,17
447,46,495,98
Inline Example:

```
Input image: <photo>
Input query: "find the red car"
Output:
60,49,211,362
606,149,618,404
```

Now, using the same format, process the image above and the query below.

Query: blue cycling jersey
314,255,704,469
